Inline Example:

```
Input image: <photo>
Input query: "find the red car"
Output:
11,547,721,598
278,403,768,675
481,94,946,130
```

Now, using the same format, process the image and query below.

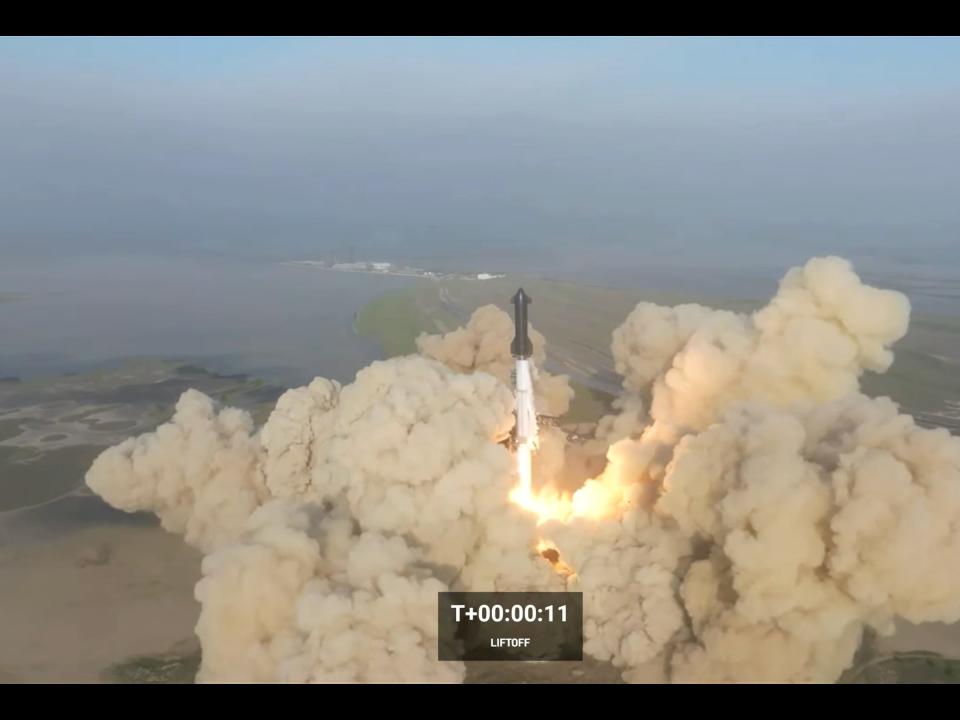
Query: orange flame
509,441,575,523
509,437,636,525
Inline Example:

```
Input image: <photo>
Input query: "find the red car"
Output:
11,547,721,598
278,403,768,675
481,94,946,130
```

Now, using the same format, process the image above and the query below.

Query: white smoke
85,256,960,684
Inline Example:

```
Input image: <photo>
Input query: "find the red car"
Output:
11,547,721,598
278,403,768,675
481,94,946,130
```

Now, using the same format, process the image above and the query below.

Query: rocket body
511,289,538,449
513,357,538,448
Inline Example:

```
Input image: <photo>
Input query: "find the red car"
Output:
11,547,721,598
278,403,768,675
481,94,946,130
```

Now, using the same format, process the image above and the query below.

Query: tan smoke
416,304,574,417
654,393,960,682
540,510,691,680
87,355,555,682
256,356,557,591
85,256,960,684
610,256,910,434
539,256,960,683
85,389,268,553
195,499,464,683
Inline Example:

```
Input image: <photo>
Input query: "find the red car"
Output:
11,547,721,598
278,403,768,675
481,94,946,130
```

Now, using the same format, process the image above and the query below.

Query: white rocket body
510,288,538,451
513,358,538,449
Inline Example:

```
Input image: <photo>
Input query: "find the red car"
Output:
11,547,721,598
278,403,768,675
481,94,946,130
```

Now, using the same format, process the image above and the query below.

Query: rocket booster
511,289,538,449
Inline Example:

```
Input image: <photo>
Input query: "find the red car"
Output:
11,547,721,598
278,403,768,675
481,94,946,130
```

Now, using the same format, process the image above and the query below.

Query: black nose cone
510,288,533,358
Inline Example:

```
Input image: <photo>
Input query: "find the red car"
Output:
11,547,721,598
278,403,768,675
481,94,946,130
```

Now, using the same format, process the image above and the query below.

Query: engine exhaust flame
508,439,611,525
509,440,575,523
509,445,537,512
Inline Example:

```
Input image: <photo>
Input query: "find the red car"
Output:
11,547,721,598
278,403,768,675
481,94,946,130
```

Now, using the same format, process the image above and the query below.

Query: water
0,256,416,386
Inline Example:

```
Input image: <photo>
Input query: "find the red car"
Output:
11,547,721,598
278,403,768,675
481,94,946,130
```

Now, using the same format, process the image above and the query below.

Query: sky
2,36,959,273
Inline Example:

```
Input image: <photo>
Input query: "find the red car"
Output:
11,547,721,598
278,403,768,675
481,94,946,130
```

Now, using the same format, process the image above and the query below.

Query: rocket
511,288,538,449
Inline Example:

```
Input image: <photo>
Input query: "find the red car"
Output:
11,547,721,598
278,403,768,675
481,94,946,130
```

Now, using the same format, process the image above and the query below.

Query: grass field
565,380,615,424
354,286,437,358
103,649,201,684
842,651,960,684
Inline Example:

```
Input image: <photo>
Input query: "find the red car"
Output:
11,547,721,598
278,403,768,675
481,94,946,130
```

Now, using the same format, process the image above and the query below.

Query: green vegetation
102,649,201,684
566,381,615,424
842,651,960,684
355,285,438,358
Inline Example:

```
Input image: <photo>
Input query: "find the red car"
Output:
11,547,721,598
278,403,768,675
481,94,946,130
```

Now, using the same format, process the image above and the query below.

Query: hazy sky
2,36,959,272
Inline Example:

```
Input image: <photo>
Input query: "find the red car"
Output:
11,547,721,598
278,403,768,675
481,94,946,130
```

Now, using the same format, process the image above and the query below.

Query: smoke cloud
86,389,267,553
85,256,960,683
416,304,574,418
89,355,557,681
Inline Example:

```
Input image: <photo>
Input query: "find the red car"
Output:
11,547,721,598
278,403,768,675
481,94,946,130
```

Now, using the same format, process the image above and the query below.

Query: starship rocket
511,288,538,449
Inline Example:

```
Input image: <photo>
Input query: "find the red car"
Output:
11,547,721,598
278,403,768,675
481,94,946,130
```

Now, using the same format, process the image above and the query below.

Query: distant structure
288,256,503,281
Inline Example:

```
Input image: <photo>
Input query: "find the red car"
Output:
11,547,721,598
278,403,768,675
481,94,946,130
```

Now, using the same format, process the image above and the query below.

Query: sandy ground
0,523,201,683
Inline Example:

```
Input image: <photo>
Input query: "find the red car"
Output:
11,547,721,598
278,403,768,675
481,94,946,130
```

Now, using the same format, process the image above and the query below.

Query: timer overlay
439,592,584,662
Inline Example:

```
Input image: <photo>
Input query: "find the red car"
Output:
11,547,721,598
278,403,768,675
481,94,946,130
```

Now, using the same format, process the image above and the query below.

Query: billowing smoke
416,304,574,418
85,256,960,683
88,355,558,682
538,256,957,683
193,499,464,682
659,395,960,682
611,256,910,434
86,389,267,553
